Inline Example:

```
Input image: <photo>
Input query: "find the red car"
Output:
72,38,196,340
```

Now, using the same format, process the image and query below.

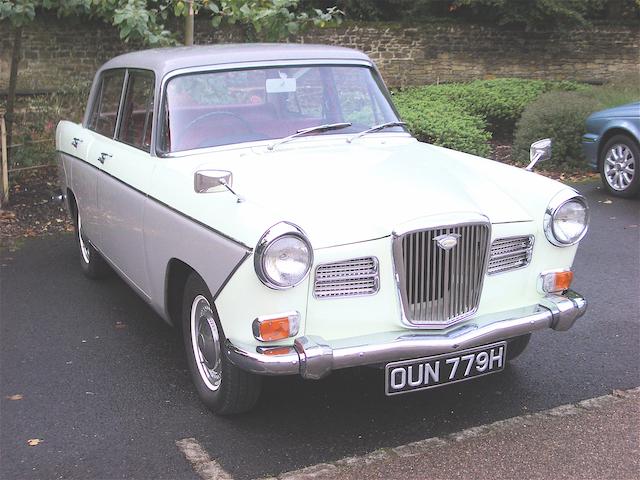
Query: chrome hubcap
190,295,222,391
604,144,635,191
77,214,91,264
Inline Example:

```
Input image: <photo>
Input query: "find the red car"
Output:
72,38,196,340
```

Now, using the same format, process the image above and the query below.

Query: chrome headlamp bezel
543,191,589,247
254,222,313,290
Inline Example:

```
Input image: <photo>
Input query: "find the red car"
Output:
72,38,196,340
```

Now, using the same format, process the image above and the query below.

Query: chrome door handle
71,137,83,148
98,152,112,164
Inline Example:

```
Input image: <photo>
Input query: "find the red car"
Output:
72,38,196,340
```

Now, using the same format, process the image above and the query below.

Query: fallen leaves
27,438,43,446
6,394,23,401
0,166,73,240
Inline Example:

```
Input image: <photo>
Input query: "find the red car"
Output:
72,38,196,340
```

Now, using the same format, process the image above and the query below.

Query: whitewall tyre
181,273,262,415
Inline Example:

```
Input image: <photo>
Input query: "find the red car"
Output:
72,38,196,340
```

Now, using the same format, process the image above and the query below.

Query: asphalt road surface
1,181,639,480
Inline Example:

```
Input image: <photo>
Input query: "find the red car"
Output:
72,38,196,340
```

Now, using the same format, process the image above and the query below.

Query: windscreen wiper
268,122,352,151
346,121,407,143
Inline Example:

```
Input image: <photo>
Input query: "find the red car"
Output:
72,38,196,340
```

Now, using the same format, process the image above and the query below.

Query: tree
0,0,342,169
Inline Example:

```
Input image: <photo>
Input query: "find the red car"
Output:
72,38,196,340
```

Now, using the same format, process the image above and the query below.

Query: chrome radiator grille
314,257,379,299
488,236,534,275
396,223,490,326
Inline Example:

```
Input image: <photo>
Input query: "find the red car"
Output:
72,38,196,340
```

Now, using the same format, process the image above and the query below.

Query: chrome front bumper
226,290,587,380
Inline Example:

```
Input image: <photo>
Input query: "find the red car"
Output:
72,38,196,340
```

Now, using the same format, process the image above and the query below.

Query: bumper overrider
225,290,586,380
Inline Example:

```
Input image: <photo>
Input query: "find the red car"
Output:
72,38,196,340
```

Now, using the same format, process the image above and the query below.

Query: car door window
117,71,155,152
88,69,125,138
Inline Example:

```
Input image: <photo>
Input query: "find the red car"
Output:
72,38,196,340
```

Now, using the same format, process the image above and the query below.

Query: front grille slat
396,222,490,326
314,257,379,299
487,236,534,275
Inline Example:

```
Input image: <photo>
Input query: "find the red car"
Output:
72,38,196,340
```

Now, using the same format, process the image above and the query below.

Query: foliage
393,90,492,157
513,92,602,169
305,0,639,27
393,78,584,155
206,0,342,41
0,1,342,45
451,0,609,29
0,80,91,169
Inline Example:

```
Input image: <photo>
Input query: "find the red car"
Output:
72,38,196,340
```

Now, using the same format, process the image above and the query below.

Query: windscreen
161,65,403,152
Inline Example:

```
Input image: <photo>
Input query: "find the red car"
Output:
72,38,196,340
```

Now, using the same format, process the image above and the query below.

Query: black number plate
385,342,507,396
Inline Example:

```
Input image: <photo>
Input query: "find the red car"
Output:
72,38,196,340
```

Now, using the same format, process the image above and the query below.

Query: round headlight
544,193,589,246
255,223,313,289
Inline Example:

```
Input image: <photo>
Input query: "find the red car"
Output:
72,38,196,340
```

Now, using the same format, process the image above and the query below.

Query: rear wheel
182,273,262,414
74,208,109,279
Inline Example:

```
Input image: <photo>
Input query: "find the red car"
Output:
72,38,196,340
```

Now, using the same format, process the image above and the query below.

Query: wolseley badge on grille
434,233,461,251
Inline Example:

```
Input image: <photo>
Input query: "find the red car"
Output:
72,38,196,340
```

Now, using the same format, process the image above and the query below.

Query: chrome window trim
391,213,492,330
254,221,314,290
313,256,380,300
543,191,589,247
487,235,535,276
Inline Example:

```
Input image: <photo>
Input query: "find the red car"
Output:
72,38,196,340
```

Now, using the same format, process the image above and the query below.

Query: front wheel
599,134,640,198
182,273,262,415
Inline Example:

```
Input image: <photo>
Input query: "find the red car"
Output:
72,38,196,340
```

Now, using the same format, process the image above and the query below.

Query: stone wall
1,16,638,93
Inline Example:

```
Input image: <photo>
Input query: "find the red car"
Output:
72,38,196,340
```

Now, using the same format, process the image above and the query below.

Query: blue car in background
583,102,640,198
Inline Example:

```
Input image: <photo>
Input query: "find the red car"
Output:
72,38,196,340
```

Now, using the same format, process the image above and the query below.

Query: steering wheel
174,111,257,150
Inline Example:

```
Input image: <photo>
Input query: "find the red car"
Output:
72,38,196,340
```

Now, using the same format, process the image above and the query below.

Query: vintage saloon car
56,44,588,414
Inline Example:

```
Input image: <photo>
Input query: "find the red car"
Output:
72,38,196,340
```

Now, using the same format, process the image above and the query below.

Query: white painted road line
176,437,234,480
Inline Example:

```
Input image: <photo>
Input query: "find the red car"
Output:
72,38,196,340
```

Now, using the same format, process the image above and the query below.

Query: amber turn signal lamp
252,311,300,342
540,270,573,293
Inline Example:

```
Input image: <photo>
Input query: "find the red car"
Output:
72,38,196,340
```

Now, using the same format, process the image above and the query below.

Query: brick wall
1,16,638,92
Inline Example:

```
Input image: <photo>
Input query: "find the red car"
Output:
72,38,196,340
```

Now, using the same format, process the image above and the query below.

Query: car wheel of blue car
600,134,640,198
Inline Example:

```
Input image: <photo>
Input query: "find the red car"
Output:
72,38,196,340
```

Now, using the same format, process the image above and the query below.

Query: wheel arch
66,187,78,221
165,258,200,328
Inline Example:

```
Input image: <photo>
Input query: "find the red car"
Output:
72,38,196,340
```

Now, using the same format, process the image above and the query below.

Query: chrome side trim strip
226,290,587,379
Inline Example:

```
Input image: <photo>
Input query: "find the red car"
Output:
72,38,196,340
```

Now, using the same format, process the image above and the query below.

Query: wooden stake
1,113,8,207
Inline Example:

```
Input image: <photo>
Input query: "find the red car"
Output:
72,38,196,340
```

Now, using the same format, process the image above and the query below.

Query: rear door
80,69,127,247
95,69,156,297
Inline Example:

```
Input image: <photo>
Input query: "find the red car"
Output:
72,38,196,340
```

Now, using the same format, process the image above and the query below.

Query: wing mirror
526,138,552,171
194,170,244,202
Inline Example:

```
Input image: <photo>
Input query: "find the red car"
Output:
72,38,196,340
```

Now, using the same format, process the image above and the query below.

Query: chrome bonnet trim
226,290,587,379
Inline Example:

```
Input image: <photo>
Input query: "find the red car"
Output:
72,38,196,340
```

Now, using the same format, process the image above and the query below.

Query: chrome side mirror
526,138,552,171
194,169,244,202
194,170,232,193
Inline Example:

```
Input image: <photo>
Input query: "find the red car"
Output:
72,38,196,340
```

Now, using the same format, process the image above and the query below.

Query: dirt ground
0,166,74,248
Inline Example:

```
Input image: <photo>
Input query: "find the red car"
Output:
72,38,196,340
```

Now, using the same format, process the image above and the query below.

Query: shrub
455,79,584,136
393,78,584,156
393,91,491,157
513,91,601,169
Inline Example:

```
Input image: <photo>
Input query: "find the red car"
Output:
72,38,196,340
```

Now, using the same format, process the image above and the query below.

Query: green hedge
393,78,583,157
393,93,492,157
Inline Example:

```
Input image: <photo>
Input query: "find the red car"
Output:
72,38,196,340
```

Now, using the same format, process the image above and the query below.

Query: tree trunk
6,26,22,168
184,0,194,45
